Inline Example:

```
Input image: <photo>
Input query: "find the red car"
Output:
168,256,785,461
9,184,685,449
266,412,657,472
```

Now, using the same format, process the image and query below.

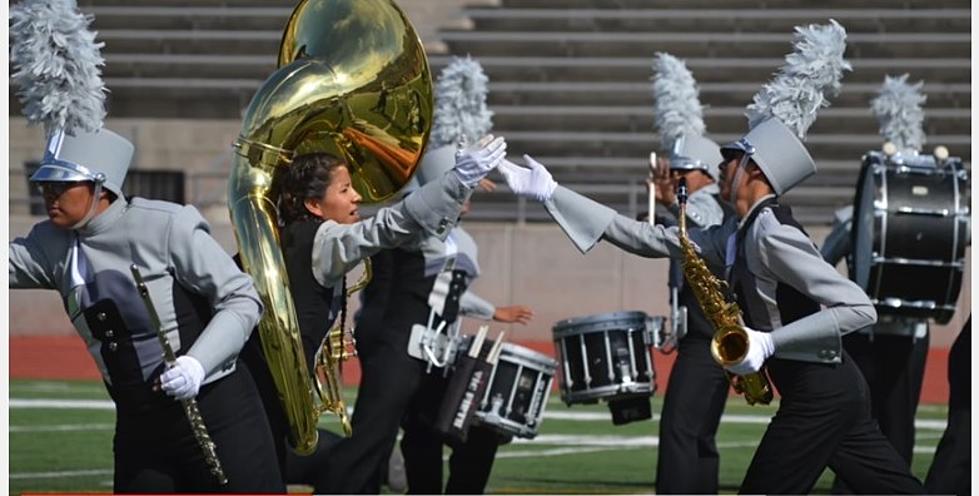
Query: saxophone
675,179,773,405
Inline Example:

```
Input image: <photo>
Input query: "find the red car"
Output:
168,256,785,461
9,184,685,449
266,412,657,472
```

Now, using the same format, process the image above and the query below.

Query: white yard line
10,398,115,410
9,469,113,480
10,423,114,433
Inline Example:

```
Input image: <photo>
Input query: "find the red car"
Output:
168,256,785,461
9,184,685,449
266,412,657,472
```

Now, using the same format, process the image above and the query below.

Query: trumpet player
238,137,508,491
499,21,924,494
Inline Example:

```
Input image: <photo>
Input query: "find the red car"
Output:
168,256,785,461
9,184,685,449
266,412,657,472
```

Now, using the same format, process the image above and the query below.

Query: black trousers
112,364,285,493
655,335,729,494
320,332,428,493
925,318,970,495
401,372,501,494
831,329,929,493
739,353,924,494
842,330,929,462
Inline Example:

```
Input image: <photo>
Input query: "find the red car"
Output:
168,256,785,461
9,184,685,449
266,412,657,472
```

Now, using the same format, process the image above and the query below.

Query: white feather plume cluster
430,56,493,149
10,0,107,136
746,19,851,139
650,52,705,151
870,74,926,151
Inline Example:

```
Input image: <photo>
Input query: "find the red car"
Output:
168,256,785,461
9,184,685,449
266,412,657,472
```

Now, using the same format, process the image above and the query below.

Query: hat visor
719,140,749,161
669,157,708,172
30,163,95,184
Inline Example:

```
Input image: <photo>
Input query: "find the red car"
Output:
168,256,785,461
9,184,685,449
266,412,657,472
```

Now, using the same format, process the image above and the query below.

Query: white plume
870,74,927,151
430,56,493,149
651,52,706,151
10,0,107,136
746,19,851,139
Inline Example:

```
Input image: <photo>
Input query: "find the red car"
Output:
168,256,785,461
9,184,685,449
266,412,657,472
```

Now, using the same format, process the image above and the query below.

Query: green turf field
10,379,947,494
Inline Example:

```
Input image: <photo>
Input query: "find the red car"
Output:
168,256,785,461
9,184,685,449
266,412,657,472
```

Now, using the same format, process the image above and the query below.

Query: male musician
395,158,533,495
646,53,733,494
500,21,924,494
9,128,284,493
822,76,934,486
822,206,929,469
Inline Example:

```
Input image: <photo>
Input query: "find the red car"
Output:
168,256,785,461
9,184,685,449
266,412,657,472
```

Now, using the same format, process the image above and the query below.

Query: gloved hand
724,327,775,376
452,135,507,187
498,154,558,202
160,355,206,400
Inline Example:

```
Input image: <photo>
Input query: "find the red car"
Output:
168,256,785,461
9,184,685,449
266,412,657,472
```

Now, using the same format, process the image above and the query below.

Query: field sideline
10,379,948,494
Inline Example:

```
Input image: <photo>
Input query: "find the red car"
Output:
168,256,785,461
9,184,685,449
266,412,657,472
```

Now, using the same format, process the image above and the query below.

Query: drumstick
487,331,507,365
469,325,489,358
648,151,657,225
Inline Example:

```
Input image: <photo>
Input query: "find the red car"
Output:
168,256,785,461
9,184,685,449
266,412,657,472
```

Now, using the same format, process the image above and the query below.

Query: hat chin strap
728,153,752,206
71,181,104,230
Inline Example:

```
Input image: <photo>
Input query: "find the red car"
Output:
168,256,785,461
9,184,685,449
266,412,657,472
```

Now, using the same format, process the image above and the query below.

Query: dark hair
278,153,347,225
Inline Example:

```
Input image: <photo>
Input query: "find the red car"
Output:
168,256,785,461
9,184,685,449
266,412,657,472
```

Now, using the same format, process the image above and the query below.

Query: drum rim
561,382,654,403
552,310,649,336
498,342,559,370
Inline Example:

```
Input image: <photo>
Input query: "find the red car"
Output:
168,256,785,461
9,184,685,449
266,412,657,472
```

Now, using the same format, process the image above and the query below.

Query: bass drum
851,151,970,324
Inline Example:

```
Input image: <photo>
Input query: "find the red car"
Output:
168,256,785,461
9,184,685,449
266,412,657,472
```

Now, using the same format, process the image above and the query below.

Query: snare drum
852,151,970,323
462,340,557,439
552,311,656,405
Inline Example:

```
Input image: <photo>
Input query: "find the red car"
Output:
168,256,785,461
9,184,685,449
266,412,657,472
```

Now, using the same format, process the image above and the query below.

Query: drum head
850,156,878,290
552,311,649,338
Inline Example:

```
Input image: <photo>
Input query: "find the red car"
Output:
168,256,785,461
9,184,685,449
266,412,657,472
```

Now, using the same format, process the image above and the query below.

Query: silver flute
130,264,228,486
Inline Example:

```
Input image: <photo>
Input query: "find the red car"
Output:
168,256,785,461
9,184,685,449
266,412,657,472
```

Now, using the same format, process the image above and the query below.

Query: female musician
238,137,507,490
10,128,284,493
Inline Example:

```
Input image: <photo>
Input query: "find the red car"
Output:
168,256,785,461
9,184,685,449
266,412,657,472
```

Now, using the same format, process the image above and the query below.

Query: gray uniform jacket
821,206,927,338
310,170,474,289
544,186,878,364
10,198,262,386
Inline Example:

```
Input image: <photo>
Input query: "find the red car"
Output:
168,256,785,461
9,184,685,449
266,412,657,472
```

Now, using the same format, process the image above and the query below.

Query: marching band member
821,76,930,493
322,57,528,494
500,21,925,494
925,316,970,495
9,1,282,491
238,136,508,492
397,58,533,496
646,53,733,495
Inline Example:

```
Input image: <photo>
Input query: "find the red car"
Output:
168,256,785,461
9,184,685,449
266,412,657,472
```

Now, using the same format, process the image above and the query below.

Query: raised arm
311,170,472,288
503,155,731,271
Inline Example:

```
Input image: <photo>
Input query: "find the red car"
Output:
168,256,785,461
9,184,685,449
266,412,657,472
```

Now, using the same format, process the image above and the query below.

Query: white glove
160,355,206,400
724,327,775,376
452,135,507,187
498,154,558,202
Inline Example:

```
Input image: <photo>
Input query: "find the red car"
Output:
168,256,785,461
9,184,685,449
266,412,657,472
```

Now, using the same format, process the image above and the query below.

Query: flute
130,265,228,486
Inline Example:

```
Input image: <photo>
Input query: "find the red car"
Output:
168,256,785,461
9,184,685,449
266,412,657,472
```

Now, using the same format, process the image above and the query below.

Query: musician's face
305,166,362,224
673,169,713,193
718,155,742,201
38,181,97,229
